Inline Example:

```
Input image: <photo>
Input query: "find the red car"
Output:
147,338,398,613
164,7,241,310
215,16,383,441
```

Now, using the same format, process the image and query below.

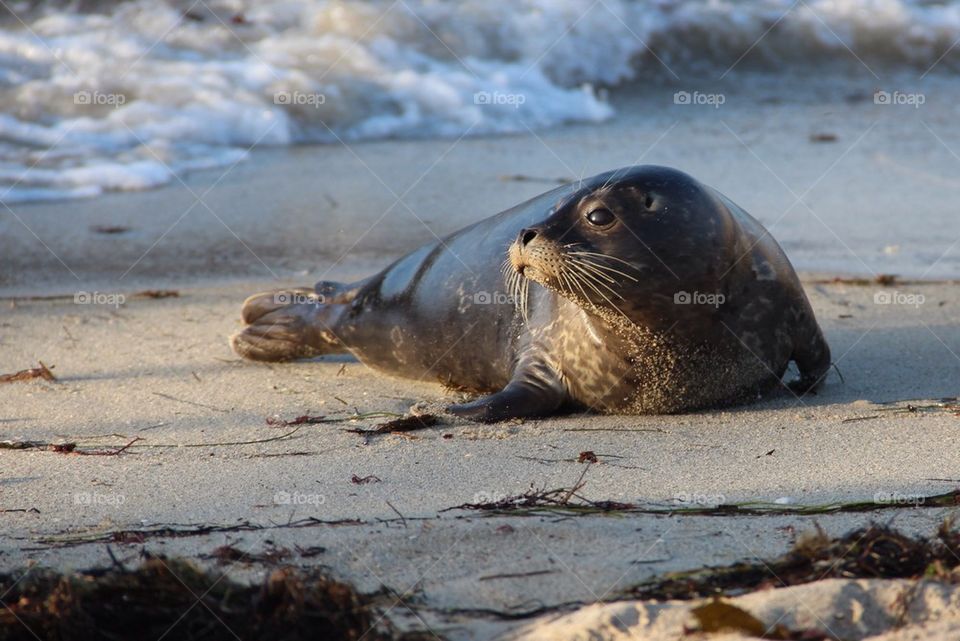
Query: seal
231,165,831,422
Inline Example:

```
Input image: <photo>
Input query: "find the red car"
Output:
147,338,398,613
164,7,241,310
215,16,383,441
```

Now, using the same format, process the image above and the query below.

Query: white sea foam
2,0,960,202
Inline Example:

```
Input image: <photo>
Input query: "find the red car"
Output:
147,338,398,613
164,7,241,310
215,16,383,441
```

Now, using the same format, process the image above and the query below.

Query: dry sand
2,77,960,640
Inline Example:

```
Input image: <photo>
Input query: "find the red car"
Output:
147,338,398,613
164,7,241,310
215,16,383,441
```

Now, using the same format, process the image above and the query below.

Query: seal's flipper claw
447,388,559,423
790,322,832,395
240,287,317,324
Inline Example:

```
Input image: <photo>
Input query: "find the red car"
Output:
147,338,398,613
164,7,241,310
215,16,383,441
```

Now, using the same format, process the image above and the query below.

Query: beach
3,0,960,637
3,75,960,639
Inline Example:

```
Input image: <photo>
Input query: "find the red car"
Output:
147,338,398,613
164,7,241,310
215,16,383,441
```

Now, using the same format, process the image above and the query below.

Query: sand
2,76,960,640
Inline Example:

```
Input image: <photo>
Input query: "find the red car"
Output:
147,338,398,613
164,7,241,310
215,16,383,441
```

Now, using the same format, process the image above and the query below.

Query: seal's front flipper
447,357,566,423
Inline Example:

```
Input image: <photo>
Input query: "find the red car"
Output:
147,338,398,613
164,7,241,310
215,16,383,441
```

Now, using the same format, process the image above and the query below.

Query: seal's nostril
520,229,537,246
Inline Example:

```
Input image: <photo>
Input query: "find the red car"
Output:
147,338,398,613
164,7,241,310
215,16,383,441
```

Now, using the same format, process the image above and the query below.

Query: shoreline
5,72,960,297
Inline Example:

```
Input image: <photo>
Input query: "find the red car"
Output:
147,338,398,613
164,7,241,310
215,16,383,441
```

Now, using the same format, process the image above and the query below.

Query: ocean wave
2,0,959,202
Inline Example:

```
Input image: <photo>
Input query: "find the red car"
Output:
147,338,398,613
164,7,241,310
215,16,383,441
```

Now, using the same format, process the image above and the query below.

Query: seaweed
0,558,387,641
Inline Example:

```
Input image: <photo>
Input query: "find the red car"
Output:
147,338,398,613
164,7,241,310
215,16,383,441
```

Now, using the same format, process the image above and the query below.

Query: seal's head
509,165,734,329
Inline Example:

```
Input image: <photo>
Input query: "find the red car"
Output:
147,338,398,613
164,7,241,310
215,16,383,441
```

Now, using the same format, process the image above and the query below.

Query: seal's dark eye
585,208,615,227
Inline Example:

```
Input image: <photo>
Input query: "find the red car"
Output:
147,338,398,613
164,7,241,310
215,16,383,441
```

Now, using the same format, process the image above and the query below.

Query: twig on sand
561,464,591,505
345,414,439,437
0,429,305,453
841,415,880,423
266,411,400,428
151,392,228,413
0,437,141,456
0,361,56,384
385,501,407,528
131,290,179,299
479,569,559,581
561,426,665,433
441,487,960,518
874,398,960,416
266,414,327,427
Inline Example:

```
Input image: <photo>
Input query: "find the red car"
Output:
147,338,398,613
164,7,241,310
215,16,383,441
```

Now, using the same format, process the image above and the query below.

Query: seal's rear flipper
447,356,566,423
231,303,347,362
789,323,832,395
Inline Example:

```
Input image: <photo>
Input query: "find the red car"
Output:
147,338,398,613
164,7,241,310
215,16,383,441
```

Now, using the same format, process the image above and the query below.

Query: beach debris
39,515,367,548
152,391,227,412
815,274,899,286
874,397,960,417
577,450,598,463
809,132,838,143
841,415,880,423
203,544,293,566
478,569,559,582
385,501,407,528
442,486,960,518
265,411,400,428
266,414,327,427
90,225,131,234
629,521,960,602
351,474,381,485
346,413,439,437
686,599,767,637
0,559,384,641
132,290,180,299
0,361,56,384
0,437,140,456
685,598,838,640
295,545,326,558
